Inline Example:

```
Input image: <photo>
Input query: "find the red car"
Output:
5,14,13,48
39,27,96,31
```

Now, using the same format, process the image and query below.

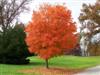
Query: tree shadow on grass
28,62,45,66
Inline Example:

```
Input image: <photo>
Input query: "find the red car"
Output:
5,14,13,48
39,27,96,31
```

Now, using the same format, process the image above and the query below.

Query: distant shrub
64,44,81,56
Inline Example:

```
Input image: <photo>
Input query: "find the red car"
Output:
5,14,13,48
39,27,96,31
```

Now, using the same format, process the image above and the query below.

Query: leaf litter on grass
19,67,82,75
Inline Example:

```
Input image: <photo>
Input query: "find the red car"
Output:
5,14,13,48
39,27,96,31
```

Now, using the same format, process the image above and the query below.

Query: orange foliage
25,4,78,60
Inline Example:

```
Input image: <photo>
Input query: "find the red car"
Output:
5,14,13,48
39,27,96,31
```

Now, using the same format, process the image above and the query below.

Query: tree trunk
45,59,49,69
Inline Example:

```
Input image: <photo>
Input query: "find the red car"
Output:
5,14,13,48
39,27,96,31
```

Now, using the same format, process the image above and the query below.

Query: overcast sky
19,0,96,26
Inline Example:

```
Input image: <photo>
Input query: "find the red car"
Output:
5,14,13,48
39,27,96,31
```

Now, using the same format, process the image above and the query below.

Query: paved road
74,65,100,75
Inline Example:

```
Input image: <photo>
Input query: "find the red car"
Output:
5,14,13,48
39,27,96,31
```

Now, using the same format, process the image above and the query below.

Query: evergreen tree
0,23,32,64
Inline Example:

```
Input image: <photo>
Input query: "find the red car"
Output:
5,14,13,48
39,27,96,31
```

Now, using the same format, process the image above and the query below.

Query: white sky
19,0,96,26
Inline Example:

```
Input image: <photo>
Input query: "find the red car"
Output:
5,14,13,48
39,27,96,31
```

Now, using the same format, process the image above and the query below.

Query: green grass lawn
0,55,100,75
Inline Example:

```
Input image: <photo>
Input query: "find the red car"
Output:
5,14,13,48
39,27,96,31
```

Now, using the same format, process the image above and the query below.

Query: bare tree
0,0,31,35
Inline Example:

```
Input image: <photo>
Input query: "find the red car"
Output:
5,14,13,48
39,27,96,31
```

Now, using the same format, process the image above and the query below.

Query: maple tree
25,4,78,68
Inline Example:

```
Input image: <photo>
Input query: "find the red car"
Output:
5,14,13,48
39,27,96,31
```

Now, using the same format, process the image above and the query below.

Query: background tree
0,0,32,64
0,0,31,39
25,4,78,68
79,0,100,56
0,23,32,64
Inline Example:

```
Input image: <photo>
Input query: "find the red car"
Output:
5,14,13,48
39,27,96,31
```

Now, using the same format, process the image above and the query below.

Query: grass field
0,55,100,75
